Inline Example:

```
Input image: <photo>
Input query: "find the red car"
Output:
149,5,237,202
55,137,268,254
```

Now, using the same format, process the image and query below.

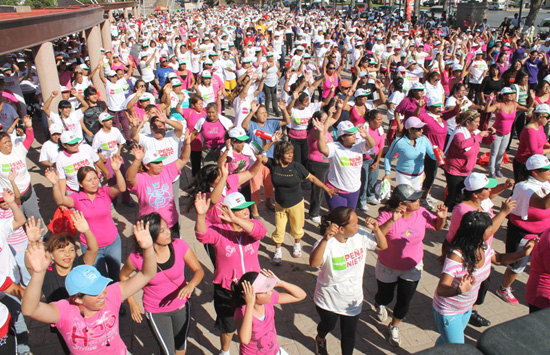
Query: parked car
422,0,437,6
489,2,506,10
538,18,550,35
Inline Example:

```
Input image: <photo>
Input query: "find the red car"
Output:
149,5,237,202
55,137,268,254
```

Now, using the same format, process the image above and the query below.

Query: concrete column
32,42,61,114
85,24,107,100
124,8,129,19
101,19,113,52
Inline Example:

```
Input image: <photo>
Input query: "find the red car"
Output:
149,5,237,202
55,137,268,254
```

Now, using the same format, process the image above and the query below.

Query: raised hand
71,210,91,234
311,117,324,131
25,217,44,243
25,241,51,274
522,237,539,256
392,205,406,221
271,130,283,143
365,217,380,231
23,115,32,128
251,99,259,112
51,90,59,98
45,167,60,185
194,193,211,215
2,189,15,204
132,145,145,161
8,169,17,182
242,280,256,306
217,203,237,224
504,179,515,189
357,125,370,140
435,205,448,219
323,222,339,241
133,220,153,250
110,154,123,171
501,197,516,215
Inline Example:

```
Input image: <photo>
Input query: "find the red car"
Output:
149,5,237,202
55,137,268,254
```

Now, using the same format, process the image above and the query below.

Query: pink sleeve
453,132,481,150
422,208,437,230
166,162,182,179
526,130,542,155
248,220,267,241
441,106,460,121
22,128,35,150
395,97,409,115
227,174,241,194
129,251,144,271
2,90,18,103
377,210,393,226
196,226,221,244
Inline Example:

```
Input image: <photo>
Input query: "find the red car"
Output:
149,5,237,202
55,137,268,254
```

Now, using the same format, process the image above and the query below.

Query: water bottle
254,130,273,140
433,145,445,166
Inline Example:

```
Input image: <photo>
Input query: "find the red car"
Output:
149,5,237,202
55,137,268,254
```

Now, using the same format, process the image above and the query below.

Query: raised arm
126,145,145,188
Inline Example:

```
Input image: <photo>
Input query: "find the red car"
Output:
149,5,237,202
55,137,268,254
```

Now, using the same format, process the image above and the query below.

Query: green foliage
1,0,23,6
23,0,57,8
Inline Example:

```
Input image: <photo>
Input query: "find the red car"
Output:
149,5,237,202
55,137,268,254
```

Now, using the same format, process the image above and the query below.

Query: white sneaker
426,194,438,205
292,243,302,258
367,196,381,205
388,324,401,347
272,248,283,265
420,199,434,211
311,215,321,224
376,304,388,322
358,204,369,212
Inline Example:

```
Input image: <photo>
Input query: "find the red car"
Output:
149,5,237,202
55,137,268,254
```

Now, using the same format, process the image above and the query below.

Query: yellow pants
272,199,305,245
224,79,236,91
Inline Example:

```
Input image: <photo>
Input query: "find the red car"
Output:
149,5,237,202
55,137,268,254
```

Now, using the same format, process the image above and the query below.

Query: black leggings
475,274,490,305
316,306,360,355
444,171,466,212
191,150,202,177
375,278,419,320
290,137,308,166
422,156,438,191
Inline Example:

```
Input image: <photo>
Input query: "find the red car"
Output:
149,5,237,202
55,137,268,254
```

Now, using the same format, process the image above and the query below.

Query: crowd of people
2,3,550,355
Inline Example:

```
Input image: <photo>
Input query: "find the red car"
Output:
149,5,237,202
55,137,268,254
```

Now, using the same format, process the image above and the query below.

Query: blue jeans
80,235,122,281
1,294,30,354
433,308,472,344
359,159,380,206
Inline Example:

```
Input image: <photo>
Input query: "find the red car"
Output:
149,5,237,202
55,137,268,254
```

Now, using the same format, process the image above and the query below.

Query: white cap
202,70,212,78
98,112,114,122
526,154,550,170
464,172,498,191
544,74,550,84
107,70,117,77
143,150,167,165
60,131,81,145
171,79,182,87
404,116,426,130
228,127,249,141
410,82,425,91
426,95,443,107
452,64,464,71
500,87,516,95
535,103,550,114
49,123,63,135
224,192,254,209
475,49,483,55
397,66,407,72
168,72,178,79
354,88,369,98
336,121,358,137
60,85,69,93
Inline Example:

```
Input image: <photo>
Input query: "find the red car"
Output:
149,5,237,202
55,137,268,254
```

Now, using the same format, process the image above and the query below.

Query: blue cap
65,265,112,296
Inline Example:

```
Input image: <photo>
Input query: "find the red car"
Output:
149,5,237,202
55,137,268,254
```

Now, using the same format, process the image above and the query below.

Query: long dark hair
448,211,492,274
231,271,259,309
184,165,220,212
134,212,171,255
319,207,354,235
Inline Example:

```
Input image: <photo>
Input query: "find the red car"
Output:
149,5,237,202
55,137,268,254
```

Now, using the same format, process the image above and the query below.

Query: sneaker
388,324,401,347
420,199,434,211
496,170,503,178
358,204,369,212
489,172,497,178
469,310,491,327
272,248,283,265
292,243,302,258
315,336,328,355
426,194,439,205
367,196,381,205
496,286,520,305
376,304,388,322
311,215,321,224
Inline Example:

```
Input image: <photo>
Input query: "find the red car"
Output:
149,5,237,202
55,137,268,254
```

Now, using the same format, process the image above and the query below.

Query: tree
23,0,57,8
2,0,22,5
524,0,544,28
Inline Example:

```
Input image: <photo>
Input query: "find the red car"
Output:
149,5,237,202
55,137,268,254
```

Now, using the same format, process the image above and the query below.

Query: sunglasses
411,127,423,131
327,67,335,69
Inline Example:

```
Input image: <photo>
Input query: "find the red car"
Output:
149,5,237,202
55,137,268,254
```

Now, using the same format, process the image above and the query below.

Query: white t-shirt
326,141,374,192
445,96,472,133
233,95,254,128
220,58,237,81
198,84,216,105
39,140,60,165
313,228,378,316
511,176,550,220
288,102,322,132
138,130,182,165
140,61,155,82
49,112,84,139
387,91,406,121
0,143,31,193
469,60,488,85
0,219,19,285
92,128,126,159
56,145,100,192
105,79,127,111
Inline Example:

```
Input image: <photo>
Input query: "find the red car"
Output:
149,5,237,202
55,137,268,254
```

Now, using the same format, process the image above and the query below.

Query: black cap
393,184,423,202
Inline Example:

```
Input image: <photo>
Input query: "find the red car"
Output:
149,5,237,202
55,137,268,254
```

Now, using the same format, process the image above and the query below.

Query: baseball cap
143,150,167,165
60,131,81,145
358,71,368,78
340,80,351,88
500,87,516,95
534,103,550,114
354,88,369,98
202,70,212,78
65,265,112,296
171,79,182,87
452,64,464,71
404,116,426,130
60,85,70,93
393,184,423,202
49,123,63,135
79,64,90,70
228,127,249,141
138,93,155,101
107,70,117,77
224,192,254,210
410,82,425,91
98,112,114,122
464,172,498,191
426,95,443,107
397,66,407,72
526,154,550,170
168,72,178,79
337,121,358,137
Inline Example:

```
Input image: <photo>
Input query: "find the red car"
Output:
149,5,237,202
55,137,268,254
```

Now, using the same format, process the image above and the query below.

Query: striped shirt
0,206,27,245
433,246,493,316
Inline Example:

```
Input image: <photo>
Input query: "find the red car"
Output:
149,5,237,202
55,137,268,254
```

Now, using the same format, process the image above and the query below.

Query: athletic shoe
469,310,491,327
315,336,328,355
388,324,401,347
426,194,439,205
420,199,434,211
496,170,503,178
496,286,520,305
358,204,369,213
311,215,321,224
376,304,388,322
272,248,283,265
292,243,302,258
367,196,381,205
489,172,497,178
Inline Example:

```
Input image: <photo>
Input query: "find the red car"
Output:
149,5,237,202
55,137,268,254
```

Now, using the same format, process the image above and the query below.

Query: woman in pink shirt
22,220,158,355
376,184,447,347
359,110,385,209
191,102,233,166
433,211,537,344
443,110,492,210
513,104,550,181
121,212,204,355
395,83,426,122
526,228,550,313
182,95,206,176
46,156,126,281
194,192,267,355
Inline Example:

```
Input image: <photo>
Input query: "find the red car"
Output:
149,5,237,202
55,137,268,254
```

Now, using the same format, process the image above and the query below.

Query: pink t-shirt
130,162,181,227
129,239,189,313
446,202,494,246
53,283,126,355
307,129,332,163
227,152,251,175
70,186,118,247
234,291,281,355
526,228,550,309
377,207,437,270
182,108,205,151
201,119,226,149
445,132,482,176
206,174,240,225
365,126,385,160
516,127,548,164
